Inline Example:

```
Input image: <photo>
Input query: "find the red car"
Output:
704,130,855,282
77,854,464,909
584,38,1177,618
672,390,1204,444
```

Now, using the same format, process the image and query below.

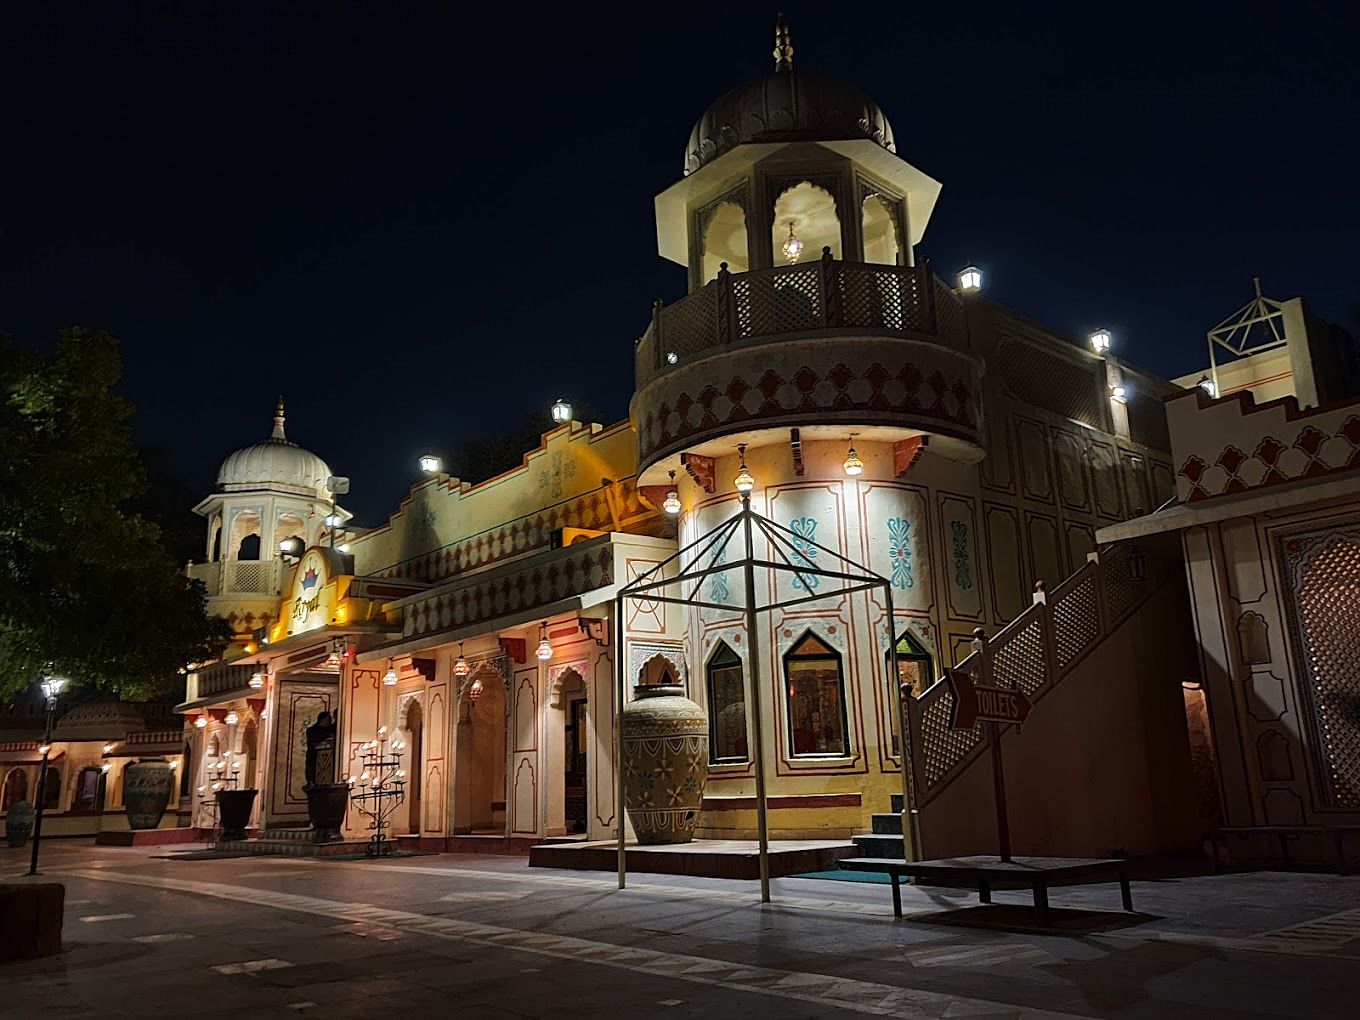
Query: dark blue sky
3,3,1357,523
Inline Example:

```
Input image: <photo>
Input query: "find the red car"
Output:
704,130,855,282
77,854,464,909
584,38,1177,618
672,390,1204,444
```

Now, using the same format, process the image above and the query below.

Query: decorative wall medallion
709,548,730,604
789,517,820,591
538,450,577,500
887,517,914,590
951,521,973,591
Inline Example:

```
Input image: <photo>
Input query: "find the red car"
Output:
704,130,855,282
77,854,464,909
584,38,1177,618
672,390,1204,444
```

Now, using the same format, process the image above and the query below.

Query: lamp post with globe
28,672,67,875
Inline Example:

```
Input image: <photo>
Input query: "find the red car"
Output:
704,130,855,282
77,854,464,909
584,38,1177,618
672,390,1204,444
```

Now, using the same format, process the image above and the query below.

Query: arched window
772,182,841,266
236,533,261,560
273,512,306,557
861,193,902,266
783,632,849,757
701,201,749,283
887,631,933,757
706,642,748,763
42,765,61,809
179,743,192,798
73,766,104,811
1,767,28,809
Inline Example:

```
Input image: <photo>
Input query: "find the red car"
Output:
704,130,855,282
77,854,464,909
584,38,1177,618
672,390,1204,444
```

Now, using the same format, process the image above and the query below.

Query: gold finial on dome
773,13,793,73
272,395,287,441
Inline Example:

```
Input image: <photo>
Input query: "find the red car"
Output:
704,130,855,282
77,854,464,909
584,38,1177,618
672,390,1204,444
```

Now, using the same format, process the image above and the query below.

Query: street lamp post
28,674,67,876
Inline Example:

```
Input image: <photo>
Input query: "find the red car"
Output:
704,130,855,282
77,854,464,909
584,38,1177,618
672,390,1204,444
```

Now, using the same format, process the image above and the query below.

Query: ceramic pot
4,800,34,848
123,758,175,830
306,783,349,843
217,789,258,840
621,684,709,845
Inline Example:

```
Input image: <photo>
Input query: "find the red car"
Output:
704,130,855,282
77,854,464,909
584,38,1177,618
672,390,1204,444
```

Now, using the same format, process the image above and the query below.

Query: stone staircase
217,826,395,858
850,793,908,860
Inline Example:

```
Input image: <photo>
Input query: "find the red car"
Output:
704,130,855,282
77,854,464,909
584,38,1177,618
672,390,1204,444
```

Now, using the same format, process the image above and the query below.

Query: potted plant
5,800,35,848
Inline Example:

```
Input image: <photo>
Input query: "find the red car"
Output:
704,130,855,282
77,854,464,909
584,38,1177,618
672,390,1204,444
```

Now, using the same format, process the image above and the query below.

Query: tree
0,329,230,699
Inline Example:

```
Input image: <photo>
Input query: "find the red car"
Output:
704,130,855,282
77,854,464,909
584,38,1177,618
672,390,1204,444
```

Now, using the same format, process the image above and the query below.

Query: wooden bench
838,855,1133,923
1212,825,1360,875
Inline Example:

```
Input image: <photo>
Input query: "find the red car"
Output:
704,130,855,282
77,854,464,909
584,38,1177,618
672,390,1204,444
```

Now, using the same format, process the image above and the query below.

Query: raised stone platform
217,827,395,858
529,838,856,879
95,827,205,847
398,833,586,855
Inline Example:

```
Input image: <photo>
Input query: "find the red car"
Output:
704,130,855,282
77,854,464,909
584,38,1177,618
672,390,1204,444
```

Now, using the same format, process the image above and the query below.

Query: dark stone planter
123,759,174,830
4,801,34,848
216,789,258,840
306,783,349,843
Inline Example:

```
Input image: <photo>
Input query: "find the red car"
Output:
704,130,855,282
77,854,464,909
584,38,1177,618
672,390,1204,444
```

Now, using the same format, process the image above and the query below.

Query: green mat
786,867,892,884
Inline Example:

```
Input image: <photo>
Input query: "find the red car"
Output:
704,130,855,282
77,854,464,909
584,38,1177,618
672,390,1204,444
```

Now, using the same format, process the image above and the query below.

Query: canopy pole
615,592,627,889
740,496,772,902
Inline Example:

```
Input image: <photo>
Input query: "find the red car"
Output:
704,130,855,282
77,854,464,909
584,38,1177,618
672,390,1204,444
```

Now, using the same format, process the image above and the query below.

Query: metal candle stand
346,726,406,857
199,751,242,848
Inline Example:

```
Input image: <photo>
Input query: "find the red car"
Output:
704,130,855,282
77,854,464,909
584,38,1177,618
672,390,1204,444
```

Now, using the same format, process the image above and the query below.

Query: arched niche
861,193,902,266
229,509,263,561
273,511,306,556
636,653,680,687
772,181,841,266
701,201,749,283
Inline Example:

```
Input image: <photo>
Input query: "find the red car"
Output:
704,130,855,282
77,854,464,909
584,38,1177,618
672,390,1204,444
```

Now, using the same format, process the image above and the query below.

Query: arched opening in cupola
772,181,841,266
861,193,902,266
702,201,749,283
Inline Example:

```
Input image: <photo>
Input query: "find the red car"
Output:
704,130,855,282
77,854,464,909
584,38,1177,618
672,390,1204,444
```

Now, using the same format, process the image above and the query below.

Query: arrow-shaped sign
946,668,1033,730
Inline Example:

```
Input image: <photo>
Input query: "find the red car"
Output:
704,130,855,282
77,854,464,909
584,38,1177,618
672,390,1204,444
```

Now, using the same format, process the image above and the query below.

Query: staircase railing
905,534,1182,808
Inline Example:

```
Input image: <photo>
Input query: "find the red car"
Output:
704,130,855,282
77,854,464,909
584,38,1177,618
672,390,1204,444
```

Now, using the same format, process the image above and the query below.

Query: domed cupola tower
634,16,982,490
189,398,351,644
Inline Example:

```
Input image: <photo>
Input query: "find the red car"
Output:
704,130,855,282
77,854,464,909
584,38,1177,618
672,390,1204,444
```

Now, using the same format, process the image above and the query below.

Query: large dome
216,399,333,499
683,19,895,176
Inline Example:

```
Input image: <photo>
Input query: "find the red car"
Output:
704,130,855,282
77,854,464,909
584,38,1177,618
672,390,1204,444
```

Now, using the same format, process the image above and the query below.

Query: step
256,827,313,842
870,813,904,835
851,833,905,858
216,837,395,858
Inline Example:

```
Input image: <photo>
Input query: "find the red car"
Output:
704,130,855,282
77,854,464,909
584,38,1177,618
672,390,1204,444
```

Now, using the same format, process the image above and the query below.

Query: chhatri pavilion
23,18,1347,871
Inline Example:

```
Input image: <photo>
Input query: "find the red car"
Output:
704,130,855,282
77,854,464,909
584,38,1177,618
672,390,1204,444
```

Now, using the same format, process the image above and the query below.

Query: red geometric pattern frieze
639,360,979,462
1179,415,1360,502
404,545,614,639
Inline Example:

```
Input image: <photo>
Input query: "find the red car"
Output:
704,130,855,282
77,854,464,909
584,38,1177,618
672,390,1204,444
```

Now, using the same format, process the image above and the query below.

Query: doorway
404,699,423,835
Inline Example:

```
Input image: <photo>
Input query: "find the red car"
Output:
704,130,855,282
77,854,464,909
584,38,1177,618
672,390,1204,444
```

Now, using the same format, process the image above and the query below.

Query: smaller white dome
216,399,333,499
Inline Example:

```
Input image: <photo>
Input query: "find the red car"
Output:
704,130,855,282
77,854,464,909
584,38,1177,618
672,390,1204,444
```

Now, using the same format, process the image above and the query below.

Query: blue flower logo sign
789,517,819,591
887,517,914,590
709,548,730,605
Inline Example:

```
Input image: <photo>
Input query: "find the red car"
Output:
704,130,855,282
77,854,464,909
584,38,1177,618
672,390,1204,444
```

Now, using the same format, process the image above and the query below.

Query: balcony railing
187,559,284,597
635,255,968,388
185,663,258,701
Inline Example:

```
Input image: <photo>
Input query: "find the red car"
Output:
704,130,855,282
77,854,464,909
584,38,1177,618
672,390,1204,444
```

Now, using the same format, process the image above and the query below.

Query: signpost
945,668,1033,862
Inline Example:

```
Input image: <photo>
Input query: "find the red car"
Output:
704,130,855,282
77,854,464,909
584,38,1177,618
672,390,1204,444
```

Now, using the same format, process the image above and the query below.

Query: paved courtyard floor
2,839,1357,1018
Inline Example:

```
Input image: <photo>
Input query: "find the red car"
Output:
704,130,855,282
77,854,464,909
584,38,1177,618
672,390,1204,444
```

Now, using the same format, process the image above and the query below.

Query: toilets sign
946,669,1032,730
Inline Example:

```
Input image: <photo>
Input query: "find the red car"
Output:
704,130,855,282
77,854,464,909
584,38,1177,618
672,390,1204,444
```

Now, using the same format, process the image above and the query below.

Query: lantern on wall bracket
536,624,553,662
193,715,208,729
1110,384,1128,404
958,265,982,292
550,398,572,424
781,221,805,263
454,642,469,678
1090,328,1112,354
249,670,265,690
1127,544,1147,582
383,663,399,686
225,710,240,726
469,674,485,702
1197,374,1217,398
662,470,682,515
419,453,442,474
734,444,755,495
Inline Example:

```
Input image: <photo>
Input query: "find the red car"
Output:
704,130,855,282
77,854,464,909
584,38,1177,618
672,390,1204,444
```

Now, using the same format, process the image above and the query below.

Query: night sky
3,4,1357,524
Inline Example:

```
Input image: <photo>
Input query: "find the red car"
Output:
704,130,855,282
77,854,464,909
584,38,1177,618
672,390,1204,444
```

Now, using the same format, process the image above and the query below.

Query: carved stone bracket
579,617,609,647
894,436,929,476
682,453,716,494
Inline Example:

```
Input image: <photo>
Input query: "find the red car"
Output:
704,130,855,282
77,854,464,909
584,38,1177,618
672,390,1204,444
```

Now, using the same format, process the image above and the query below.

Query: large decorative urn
621,684,709,845
216,789,258,841
306,783,349,844
4,800,34,848
122,758,175,830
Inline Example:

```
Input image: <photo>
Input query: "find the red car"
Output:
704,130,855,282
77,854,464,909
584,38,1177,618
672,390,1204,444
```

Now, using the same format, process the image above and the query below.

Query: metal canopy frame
613,492,911,903
1205,277,1288,394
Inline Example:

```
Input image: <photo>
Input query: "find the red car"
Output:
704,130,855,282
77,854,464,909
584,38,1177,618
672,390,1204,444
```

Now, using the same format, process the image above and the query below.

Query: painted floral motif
887,517,914,590
789,516,819,591
709,548,730,604
950,520,973,591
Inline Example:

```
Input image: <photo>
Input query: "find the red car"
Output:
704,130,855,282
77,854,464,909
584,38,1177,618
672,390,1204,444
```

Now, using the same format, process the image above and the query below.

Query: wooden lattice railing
635,254,968,388
905,535,1182,807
